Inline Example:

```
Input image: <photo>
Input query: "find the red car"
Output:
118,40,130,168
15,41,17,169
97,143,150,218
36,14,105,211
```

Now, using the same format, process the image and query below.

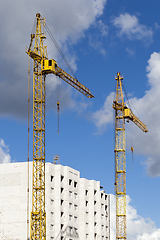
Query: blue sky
0,0,160,239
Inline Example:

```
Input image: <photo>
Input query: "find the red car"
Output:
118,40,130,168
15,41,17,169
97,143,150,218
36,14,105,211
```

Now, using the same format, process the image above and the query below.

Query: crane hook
57,101,60,134
131,146,134,169
131,146,134,153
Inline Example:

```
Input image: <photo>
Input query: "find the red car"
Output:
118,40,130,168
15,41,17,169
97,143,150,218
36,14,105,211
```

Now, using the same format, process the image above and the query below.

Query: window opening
74,181,77,188
74,205,78,210
49,59,52,66
61,212,64,217
69,179,72,185
61,224,64,230
61,199,64,206
51,175,54,182
74,216,77,222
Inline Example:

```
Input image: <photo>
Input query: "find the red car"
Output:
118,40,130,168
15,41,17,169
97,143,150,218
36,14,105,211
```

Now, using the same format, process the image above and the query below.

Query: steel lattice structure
28,14,47,239
26,13,94,240
113,72,148,240
114,73,126,240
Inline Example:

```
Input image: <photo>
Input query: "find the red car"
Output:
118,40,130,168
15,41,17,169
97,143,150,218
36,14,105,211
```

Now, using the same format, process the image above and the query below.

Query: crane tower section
114,73,126,240
112,72,148,240
26,13,47,239
26,13,94,240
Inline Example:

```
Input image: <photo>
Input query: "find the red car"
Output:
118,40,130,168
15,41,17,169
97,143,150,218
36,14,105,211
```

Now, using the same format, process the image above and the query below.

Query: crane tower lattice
26,13,94,240
112,72,148,240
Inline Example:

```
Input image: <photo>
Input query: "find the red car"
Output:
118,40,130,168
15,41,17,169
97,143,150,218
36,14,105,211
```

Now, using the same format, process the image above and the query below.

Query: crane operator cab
41,59,57,75
124,107,131,118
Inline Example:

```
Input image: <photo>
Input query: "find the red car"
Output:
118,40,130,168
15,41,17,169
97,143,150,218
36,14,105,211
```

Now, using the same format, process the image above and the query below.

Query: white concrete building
0,162,110,240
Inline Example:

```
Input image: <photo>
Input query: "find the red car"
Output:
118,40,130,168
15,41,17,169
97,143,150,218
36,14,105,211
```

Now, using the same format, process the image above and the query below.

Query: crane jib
41,58,94,98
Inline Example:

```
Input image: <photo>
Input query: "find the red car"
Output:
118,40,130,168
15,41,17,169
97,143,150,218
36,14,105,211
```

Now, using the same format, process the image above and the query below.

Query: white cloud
112,13,153,43
46,75,76,112
92,92,114,134
0,0,106,118
88,19,108,55
98,20,108,37
88,35,107,55
92,52,160,177
0,139,11,164
155,22,160,29
129,52,160,177
110,194,160,240
126,47,135,56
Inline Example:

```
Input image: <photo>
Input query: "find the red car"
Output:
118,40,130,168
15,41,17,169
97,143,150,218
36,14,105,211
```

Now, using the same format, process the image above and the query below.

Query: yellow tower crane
26,13,94,240
112,72,148,240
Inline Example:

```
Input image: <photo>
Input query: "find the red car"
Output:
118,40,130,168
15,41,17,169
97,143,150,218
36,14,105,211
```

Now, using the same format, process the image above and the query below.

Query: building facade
0,162,110,240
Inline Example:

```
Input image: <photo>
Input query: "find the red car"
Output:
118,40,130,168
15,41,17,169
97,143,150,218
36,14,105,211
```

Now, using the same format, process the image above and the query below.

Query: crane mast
113,73,126,240
112,72,148,240
26,13,94,240
26,13,47,240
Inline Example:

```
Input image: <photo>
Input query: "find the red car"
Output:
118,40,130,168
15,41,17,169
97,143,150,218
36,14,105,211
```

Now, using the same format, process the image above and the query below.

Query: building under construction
0,161,110,240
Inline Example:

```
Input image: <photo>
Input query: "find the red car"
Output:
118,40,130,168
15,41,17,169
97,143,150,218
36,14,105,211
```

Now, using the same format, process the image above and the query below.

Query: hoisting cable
123,83,132,110
123,84,135,169
45,23,77,79
130,115,134,169
131,146,134,169
45,23,78,134
32,17,36,34
27,55,30,240
57,101,60,134
57,76,60,134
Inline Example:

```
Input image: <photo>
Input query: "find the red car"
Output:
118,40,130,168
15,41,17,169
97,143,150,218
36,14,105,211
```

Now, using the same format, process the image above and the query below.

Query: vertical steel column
30,13,46,240
114,73,126,240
